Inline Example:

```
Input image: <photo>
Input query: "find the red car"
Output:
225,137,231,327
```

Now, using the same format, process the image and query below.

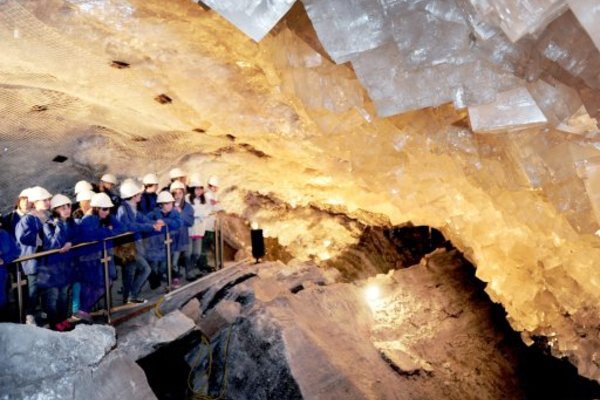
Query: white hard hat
28,186,53,202
18,187,32,198
188,174,203,188
76,190,94,202
207,176,219,187
120,180,143,199
100,174,118,185
90,192,114,208
142,173,159,185
74,180,93,194
122,178,136,185
50,194,71,209
157,191,175,204
169,181,186,192
169,167,186,179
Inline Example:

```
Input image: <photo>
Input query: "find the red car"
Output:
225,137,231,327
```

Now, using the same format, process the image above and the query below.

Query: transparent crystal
567,0,600,53
468,0,569,42
536,11,600,90
302,0,391,63
198,0,296,42
352,40,523,116
382,0,474,70
468,87,548,133
527,78,582,127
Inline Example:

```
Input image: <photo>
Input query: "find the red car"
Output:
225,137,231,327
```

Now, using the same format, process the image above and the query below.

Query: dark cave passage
136,223,600,400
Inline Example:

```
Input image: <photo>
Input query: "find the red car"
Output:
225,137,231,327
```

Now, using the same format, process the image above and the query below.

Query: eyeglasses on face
99,207,111,212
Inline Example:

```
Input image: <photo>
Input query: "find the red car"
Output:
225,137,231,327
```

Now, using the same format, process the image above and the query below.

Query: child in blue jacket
145,191,182,288
15,186,53,325
39,194,77,331
76,193,125,321
170,182,194,282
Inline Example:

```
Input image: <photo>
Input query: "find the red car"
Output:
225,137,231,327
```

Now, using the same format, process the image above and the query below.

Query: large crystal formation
197,0,296,42
297,0,600,130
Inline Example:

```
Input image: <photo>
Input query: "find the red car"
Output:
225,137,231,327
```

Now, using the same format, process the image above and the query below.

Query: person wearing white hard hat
38,194,77,331
98,173,121,213
169,181,194,283
201,176,223,272
160,167,187,192
139,173,159,215
74,180,93,195
169,167,187,184
76,192,125,322
15,186,53,325
145,191,182,289
71,189,94,317
116,179,164,303
73,190,94,219
186,176,211,279
1,187,32,238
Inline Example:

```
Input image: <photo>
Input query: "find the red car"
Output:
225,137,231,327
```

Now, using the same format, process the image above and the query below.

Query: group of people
0,168,223,331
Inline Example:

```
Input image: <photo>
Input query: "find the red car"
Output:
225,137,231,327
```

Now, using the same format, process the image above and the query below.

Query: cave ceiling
1,0,600,382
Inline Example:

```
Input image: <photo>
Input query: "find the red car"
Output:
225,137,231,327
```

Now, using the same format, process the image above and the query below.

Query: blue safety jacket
0,228,20,306
37,218,78,289
173,202,194,251
116,201,156,256
78,214,124,287
15,213,45,275
144,208,182,262
1,210,23,240
139,192,157,215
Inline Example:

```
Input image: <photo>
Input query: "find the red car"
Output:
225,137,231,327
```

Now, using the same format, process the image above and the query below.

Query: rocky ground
2,246,600,399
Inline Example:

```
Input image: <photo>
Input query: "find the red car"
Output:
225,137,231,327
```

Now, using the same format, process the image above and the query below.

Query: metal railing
7,217,224,325
214,216,224,271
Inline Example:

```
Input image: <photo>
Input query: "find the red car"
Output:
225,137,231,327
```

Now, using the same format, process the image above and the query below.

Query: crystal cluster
201,0,600,133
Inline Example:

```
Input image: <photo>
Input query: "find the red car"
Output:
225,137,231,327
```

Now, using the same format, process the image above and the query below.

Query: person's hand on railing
153,219,165,232
59,242,72,253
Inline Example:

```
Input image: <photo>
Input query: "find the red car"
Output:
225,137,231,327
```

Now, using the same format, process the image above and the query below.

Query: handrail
7,214,227,325
9,231,136,264
8,230,138,324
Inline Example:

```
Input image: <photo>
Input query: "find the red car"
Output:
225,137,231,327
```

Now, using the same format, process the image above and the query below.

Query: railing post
213,219,218,272
15,264,24,324
165,227,173,292
219,216,224,270
102,240,112,324
214,215,223,271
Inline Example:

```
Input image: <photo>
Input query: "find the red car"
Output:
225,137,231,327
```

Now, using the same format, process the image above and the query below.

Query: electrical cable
154,296,166,318
187,324,234,400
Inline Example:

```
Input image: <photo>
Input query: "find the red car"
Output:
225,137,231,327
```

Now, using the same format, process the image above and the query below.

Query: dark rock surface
0,323,155,400
4,252,599,400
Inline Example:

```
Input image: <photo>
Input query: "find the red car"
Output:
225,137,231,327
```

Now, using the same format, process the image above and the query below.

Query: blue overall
0,229,20,308
78,214,124,312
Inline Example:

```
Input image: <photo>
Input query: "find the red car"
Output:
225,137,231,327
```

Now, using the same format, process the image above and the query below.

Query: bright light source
251,221,259,230
364,285,380,303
